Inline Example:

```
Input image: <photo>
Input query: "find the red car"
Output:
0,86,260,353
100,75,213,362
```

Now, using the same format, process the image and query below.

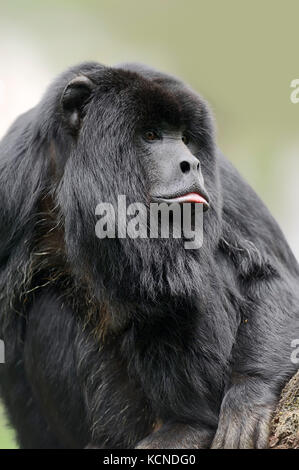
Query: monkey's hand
211,378,277,449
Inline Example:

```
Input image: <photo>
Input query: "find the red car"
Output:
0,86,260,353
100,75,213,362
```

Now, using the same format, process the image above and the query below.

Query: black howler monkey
0,62,298,449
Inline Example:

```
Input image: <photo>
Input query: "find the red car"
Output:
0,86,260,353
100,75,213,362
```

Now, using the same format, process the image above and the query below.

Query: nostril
197,162,200,171
180,161,190,174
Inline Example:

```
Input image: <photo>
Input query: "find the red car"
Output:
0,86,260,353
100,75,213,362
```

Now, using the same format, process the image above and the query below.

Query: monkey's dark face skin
0,62,298,449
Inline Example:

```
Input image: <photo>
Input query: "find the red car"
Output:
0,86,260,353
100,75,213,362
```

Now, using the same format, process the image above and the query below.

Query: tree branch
269,371,299,448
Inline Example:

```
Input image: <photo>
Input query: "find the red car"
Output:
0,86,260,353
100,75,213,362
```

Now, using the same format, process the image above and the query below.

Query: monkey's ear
61,75,95,132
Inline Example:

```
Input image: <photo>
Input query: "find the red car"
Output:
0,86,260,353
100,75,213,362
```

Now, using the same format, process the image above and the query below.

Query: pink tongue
169,192,208,204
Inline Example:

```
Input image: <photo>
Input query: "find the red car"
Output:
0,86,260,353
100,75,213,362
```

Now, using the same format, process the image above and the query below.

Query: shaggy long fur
0,62,298,449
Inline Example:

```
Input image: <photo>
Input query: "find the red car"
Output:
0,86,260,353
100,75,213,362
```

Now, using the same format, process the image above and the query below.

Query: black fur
0,62,298,449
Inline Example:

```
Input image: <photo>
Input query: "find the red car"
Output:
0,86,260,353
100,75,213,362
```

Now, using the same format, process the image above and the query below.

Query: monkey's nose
179,159,200,175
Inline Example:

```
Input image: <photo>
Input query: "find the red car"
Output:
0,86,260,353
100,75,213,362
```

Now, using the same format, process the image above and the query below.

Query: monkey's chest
83,346,157,448
84,338,219,448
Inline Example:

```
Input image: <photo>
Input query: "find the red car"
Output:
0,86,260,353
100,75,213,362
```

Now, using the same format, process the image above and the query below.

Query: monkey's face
139,127,209,211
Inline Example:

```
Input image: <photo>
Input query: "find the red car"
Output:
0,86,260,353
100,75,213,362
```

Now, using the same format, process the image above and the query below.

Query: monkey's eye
143,130,159,142
182,134,189,145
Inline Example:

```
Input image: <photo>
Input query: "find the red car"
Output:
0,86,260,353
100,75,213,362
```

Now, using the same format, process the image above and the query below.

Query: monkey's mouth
152,192,210,211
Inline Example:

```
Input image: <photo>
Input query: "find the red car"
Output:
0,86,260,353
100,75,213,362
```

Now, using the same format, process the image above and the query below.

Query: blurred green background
0,0,298,449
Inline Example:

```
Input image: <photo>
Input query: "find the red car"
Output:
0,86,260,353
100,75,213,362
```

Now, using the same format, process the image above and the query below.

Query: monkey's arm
212,276,299,449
